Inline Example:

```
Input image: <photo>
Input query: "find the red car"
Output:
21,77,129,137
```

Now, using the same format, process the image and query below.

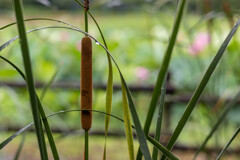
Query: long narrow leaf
137,0,188,159
152,74,167,160
193,89,240,159
121,81,134,160
216,125,240,160
103,55,113,160
12,0,48,159
161,19,240,160
120,75,151,160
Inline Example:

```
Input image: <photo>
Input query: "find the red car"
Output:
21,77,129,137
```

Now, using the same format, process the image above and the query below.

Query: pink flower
189,32,211,55
135,67,150,82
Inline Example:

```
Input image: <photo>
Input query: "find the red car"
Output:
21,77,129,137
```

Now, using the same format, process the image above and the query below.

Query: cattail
81,36,92,131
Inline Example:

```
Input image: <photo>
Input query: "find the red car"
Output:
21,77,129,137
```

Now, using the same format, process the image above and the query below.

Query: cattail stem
84,0,89,34
82,1,90,159
84,11,88,33
84,130,89,160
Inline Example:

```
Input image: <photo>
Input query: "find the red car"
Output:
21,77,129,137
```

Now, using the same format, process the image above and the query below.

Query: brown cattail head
81,36,92,131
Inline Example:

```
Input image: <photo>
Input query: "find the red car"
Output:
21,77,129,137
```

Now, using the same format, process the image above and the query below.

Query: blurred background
0,0,240,159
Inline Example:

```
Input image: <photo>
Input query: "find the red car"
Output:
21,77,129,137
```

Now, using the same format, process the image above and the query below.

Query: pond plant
0,0,240,160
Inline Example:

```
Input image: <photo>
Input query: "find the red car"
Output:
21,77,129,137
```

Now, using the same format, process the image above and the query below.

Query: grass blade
161,19,240,160
103,55,113,160
14,134,26,160
12,0,48,159
152,74,167,160
137,0,188,159
95,16,114,160
120,75,151,160
216,125,240,160
121,81,134,160
193,89,240,159
0,55,60,159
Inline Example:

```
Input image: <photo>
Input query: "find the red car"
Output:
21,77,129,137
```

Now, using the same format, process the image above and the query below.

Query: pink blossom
135,67,150,82
189,32,211,55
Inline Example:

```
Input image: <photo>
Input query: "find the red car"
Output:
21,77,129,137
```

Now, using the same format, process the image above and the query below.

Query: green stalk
136,0,187,159
83,1,89,159
85,131,89,160
12,0,48,159
84,9,88,34
161,19,240,160
152,75,167,160
74,1,114,159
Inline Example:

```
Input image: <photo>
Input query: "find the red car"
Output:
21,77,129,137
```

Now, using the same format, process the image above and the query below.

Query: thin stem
85,131,89,160
84,0,89,34
85,10,88,34
83,1,89,159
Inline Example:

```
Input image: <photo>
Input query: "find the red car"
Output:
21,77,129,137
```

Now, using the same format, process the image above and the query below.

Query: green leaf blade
152,75,167,160
12,0,48,159
121,81,135,160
